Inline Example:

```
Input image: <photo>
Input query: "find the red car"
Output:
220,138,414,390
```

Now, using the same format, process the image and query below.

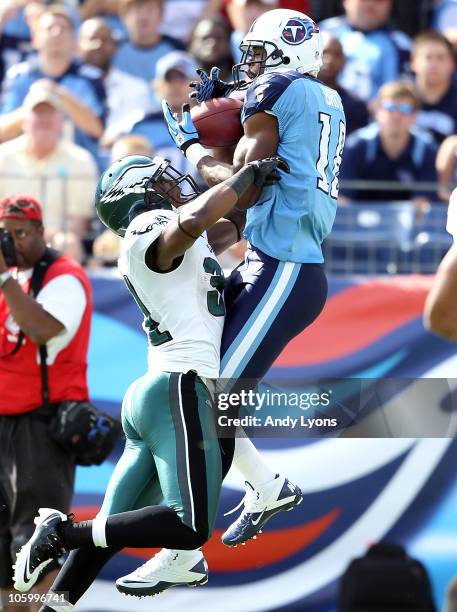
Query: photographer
0,194,93,612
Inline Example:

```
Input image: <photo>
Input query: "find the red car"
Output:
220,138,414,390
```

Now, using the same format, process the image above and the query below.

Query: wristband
225,166,255,199
185,143,208,167
0,270,12,288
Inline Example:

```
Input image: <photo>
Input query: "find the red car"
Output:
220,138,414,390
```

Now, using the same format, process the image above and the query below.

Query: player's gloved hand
162,100,199,154
189,67,243,103
247,157,290,188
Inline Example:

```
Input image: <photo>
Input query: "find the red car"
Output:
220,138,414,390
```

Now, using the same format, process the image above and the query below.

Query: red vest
0,256,93,415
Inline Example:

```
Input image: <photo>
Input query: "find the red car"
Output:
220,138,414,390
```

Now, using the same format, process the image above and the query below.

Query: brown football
191,97,243,148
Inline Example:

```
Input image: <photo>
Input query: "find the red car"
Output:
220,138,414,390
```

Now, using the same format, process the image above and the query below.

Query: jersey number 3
316,113,346,199
123,256,225,348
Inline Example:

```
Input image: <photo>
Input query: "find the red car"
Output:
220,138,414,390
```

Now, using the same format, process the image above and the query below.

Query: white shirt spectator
0,135,98,232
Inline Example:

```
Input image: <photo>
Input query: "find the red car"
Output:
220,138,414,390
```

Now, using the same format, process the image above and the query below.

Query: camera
0,228,17,267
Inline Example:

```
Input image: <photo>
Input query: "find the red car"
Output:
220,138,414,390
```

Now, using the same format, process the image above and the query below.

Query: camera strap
29,248,62,408
0,248,61,360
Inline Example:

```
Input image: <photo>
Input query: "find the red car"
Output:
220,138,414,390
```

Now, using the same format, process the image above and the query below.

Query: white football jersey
118,209,225,378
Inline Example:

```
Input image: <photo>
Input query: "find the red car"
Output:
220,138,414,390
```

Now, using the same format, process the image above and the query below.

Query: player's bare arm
162,101,280,198
152,157,288,271
424,243,457,341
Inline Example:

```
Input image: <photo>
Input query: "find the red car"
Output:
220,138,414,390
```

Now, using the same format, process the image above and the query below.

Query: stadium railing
325,202,451,275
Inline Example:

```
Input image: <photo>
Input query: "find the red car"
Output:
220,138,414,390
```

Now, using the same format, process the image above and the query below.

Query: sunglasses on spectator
382,101,414,115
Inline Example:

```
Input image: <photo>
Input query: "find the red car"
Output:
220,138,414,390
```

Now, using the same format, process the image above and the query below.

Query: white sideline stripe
221,262,297,378
178,373,196,531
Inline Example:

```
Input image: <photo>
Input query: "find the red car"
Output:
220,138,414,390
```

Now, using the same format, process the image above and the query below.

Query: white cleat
13,508,67,592
116,548,208,598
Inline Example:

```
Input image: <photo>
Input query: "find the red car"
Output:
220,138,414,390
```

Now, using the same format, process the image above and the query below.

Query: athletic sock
58,506,204,551
232,436,277,489
57,520,93,550
104,506,203,549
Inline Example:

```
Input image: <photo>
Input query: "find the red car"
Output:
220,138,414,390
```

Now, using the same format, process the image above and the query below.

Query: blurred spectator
111,134,154,159
109,51,202,181
79,0,127,39
87,228,122,269
0,6,104,161
161,0,224,43
436,134,457,201
389,0,433,38
339,81,438,208
318,32,369,135
78,17,154,140
189,15,234,81
320,0,411,102
226,0,279,64
112,0,184,85
411,30,457,145
433,0,457,32
49,230,85,264
0,0,36,82
0,84,98,240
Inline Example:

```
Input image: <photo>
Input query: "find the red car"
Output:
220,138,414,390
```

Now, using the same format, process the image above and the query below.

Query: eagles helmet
233,9,323,87
95,155,199,236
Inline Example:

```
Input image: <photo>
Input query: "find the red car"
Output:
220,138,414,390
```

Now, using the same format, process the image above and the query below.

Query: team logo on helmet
280,17,319,46
100,165,152,204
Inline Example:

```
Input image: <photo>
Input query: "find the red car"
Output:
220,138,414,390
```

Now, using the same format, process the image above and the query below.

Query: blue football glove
189,67,241,103
162,100,199,154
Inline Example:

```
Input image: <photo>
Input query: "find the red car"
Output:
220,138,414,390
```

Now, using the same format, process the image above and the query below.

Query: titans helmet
233,9,323,86
95,155,199,236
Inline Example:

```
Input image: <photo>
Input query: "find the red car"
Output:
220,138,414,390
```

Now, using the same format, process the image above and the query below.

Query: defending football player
153,6,346,585
12,154,287,607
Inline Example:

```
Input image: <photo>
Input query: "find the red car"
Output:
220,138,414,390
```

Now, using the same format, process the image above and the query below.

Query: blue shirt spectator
110,51,204,184
411,31,457,145
189,15,235,84
433,0,457,31
113,0,183,91
0,6,33,82
320,0,411,101
340,81,438,204
0,7,105,166
340,125,438,202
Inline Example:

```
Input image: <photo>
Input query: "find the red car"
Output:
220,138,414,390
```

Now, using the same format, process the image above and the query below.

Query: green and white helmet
95,155,199,236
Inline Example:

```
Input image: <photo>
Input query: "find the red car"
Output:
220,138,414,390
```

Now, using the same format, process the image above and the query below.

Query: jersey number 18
316,113,346,199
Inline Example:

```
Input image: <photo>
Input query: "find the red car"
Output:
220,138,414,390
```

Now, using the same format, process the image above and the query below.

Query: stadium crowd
0,0,456,270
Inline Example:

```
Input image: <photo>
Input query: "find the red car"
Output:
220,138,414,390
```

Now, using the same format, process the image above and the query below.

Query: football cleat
222,475,303,547
116,548,208,597
13,508,68,592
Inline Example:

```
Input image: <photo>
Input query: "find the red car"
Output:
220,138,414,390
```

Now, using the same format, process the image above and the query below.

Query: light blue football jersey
241,71,346,264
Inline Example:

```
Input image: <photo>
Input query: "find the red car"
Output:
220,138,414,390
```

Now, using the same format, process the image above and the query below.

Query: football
191,97,243,148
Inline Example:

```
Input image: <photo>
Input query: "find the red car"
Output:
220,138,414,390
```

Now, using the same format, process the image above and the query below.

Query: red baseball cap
0,194,43,222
